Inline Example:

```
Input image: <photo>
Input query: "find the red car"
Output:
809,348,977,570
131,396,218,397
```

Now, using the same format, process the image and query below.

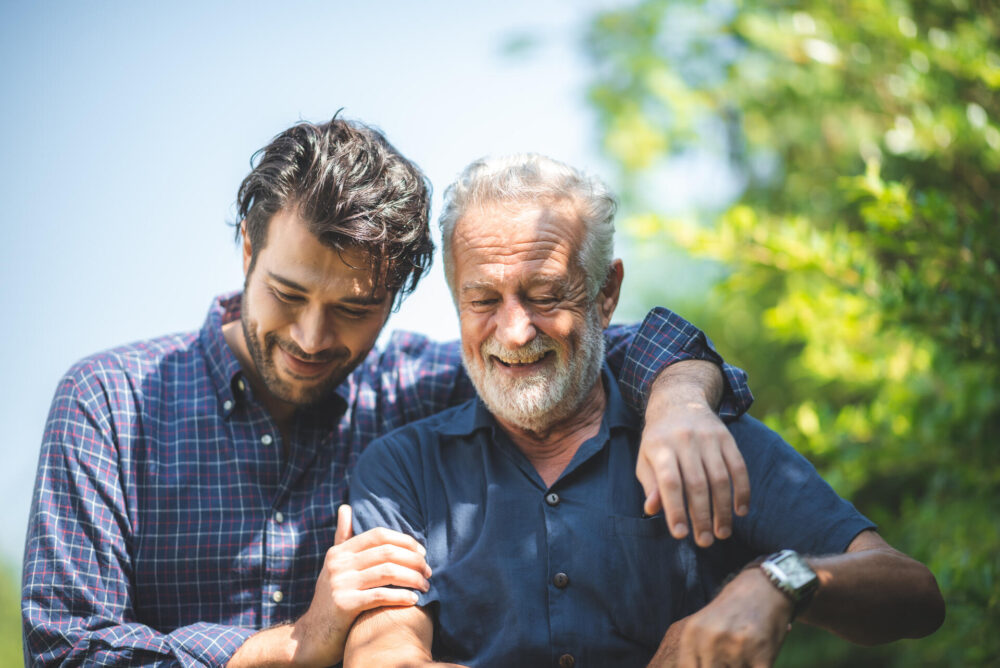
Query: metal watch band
759,549,819,620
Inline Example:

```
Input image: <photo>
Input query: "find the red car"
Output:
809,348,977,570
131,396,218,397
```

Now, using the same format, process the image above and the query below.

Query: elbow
876,565,945,644
907,568,946,639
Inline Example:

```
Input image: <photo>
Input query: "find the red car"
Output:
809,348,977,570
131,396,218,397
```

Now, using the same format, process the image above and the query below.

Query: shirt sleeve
348,431,436,607
22,365,254,668
370,306,752,432
611,307,753,421
730,416,876,556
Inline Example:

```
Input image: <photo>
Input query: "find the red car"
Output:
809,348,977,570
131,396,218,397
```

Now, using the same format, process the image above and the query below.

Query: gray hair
438,153,617,299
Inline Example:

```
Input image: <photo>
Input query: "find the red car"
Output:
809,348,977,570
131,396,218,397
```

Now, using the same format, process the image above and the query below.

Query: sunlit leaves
586,0,999,663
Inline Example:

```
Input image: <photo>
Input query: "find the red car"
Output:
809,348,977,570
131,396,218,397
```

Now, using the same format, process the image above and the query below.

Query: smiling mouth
492,350,554,367
278,348,338,378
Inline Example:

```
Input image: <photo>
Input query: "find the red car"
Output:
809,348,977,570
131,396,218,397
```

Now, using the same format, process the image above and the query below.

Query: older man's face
451,199,611,431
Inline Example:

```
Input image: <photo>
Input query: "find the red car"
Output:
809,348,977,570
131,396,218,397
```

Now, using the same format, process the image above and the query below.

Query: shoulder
55,331,201,405
366,399,477,453
357,400,478,469
725,414,827,486
726,414,804,458
369,331,460,374
348,331,460,388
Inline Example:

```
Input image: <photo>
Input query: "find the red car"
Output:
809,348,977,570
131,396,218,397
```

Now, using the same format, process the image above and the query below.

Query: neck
495,379,607,487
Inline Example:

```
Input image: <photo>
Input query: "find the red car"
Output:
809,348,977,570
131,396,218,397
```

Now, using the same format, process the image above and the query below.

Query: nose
290,305,336,355
495,298,536,350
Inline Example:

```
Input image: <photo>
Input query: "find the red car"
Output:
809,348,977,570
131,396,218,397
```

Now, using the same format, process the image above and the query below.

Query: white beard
462,307,606,432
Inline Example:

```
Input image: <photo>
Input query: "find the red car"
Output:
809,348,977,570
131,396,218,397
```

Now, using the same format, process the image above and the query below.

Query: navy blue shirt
350,368,874,667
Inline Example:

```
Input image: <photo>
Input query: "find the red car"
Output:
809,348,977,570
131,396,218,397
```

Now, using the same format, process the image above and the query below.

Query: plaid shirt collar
198,290,348,426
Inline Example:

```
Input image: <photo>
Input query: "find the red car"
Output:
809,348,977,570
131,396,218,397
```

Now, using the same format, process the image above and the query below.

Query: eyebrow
268,272,309,293
459,276,570,294
267,272,388,306
459,280,496,294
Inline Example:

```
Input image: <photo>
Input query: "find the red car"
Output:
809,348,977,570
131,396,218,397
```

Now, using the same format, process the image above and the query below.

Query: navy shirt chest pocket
603,514,696,651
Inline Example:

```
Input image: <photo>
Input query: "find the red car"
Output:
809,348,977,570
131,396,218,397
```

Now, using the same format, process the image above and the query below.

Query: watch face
774,553,817,589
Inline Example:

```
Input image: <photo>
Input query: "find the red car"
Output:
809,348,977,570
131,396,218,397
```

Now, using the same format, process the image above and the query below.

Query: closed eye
337,306,372,319
272,288,305,304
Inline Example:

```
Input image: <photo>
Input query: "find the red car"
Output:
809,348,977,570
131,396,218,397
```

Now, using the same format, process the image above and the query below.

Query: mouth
491,350,554,370
277,347,338,379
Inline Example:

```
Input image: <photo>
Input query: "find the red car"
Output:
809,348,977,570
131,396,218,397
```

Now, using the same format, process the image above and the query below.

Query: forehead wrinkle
452,199,587,294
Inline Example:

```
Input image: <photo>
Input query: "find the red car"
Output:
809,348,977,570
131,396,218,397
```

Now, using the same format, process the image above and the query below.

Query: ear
240,220,253,276
596,259,624,329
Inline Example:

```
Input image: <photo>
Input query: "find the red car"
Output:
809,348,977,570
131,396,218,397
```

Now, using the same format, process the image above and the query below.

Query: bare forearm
802,539,945,644
226,624,302,668
647,617,688,667
345,607,466,668
650,360,724,411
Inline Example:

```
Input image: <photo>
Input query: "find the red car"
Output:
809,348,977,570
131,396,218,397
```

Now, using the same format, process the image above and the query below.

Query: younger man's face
239,208,393,411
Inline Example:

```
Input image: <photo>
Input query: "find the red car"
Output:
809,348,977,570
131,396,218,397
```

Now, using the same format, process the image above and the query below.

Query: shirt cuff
164,622,256,667
620,307,754,421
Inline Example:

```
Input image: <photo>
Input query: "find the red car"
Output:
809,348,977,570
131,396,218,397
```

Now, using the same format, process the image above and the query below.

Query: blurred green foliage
585,0,998,664
0,563,22,666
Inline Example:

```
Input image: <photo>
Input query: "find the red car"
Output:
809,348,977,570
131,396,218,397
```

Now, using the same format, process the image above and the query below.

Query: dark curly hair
234,115,433,307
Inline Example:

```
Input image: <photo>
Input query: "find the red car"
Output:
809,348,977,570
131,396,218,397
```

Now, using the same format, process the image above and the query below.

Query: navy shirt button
558,653,575,668
553,572,569,588
545,492,560,506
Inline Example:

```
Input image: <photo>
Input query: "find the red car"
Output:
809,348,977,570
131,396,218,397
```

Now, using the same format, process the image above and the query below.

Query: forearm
648,360,723,412
227,624,304,668
345,607,465,668
801,537,945,644
611,306,753,418
22,611,254,667
647,617,688,667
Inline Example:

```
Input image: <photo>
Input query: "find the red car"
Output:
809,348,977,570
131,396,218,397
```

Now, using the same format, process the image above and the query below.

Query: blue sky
0,1,634,565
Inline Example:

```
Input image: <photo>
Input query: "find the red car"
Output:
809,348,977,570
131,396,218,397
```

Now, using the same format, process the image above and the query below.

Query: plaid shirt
22,292,751,667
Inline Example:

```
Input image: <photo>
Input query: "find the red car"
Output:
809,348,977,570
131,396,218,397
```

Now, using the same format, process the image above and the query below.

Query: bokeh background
2,1,996,665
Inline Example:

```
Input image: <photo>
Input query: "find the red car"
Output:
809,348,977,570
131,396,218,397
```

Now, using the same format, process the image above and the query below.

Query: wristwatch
760,549,819,619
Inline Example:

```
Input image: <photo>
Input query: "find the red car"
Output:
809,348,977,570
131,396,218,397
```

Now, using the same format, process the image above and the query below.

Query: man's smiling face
238,208,393,414
451,198,610,432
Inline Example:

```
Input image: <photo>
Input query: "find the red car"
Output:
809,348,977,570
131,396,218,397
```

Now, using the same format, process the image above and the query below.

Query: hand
637,396,750,547
291,505,431,668
654,569,792,668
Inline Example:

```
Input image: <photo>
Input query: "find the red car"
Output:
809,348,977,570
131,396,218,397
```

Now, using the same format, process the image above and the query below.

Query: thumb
334,503,354,545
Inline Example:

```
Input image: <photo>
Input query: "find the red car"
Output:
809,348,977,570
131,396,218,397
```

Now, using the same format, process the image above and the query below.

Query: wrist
648,377,713,412
759,549,819,620
286,616,338,668
649,360,723,411
738,568,796,621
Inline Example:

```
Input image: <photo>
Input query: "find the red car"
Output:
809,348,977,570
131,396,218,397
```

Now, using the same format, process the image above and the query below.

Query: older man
345,154,944,667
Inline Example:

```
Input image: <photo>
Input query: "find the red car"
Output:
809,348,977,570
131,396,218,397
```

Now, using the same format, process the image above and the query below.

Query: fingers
638,396,755,546
652,450,690,540
347,542,432,578
722,438,751,517
349,560,431,593
702,446,733,541
637,457,663,516
677,445,714,547
335,504,354,545
338,525,427,557
335,586,421,616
